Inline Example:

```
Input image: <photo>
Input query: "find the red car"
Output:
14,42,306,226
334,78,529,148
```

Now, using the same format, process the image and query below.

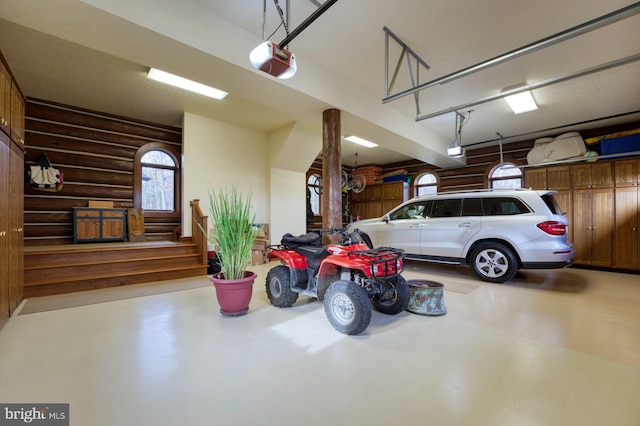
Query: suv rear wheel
470,242,518,283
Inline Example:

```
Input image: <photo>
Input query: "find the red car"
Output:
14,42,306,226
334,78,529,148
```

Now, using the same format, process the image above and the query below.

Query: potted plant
200,186,259,316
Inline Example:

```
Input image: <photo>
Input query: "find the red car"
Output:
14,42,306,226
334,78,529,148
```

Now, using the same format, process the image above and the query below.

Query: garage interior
1,1,639,425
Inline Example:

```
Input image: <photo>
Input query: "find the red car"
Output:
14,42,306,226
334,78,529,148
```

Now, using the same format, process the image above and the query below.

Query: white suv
347,189,574,283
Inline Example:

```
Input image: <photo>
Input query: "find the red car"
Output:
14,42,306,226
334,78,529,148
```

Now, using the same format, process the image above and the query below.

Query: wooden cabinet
524,166,573,239
73,208,127,243
571,162,613,189
349,182,409,219
1,51,25,324
572,188,614,266
572,162,613,266
524,165,571,190
613,159,639,269
525,158,640,271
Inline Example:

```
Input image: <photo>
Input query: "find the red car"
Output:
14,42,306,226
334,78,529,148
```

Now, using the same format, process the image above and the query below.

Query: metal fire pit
406,280,447,316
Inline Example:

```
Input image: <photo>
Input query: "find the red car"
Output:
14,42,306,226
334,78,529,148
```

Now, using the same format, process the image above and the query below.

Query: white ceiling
1,0,639,167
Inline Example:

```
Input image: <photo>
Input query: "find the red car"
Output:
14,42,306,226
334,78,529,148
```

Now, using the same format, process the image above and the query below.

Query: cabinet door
0,138,9,322
572,190,592,264
571,164,591,189
591,189,613,267
9,81,24,145
524,168,547,189
614,159,638,188
381,182,401,200
0,63,10,136
103,217,125,239
365,202,383,219
8,146,23,314
366,184,381,202
614,187,639,269
547,166,571,190
76,219,101,241
591,162,613,188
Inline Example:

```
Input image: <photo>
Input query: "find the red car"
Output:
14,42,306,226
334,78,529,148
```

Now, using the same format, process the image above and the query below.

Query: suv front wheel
469,242,518,283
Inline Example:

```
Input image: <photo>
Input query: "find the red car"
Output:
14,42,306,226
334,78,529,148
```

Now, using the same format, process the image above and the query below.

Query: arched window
134,143,181,218
414,170,439,196
307,173,322,215
487,162,523,189
141,150,176,210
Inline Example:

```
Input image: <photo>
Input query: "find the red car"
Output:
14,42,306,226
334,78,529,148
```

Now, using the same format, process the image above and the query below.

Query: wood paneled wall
23,99,182,246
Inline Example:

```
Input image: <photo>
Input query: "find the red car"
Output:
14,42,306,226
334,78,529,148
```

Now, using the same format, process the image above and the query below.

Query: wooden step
24,241,208,297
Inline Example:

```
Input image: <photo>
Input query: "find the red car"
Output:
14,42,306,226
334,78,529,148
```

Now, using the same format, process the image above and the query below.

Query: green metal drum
406,280,446,315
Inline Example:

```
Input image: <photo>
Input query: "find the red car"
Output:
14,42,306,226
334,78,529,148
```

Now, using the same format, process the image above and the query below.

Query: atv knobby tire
372,275,410,315
323,280,372,335
266,265,299,307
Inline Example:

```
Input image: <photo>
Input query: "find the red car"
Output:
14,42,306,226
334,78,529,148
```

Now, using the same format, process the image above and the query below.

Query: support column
322,109,342,243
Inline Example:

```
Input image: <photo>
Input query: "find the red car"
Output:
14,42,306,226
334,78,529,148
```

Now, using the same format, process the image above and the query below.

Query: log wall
23,99,182,246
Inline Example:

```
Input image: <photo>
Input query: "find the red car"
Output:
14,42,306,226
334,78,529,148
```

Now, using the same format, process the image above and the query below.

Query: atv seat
294,245,330,276
294,245,330,260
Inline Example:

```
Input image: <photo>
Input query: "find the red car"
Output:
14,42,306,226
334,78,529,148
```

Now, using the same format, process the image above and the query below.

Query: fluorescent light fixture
147,68,228,100
504,91,538,114
344,135,378,148
249,41,297,79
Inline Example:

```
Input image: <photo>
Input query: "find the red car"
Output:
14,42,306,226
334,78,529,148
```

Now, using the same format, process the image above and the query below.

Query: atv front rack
347,247,405,277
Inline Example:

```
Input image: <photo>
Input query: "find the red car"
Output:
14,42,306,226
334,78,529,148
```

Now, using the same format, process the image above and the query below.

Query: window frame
306,171,322,219
413,168,440,196
134,142,181,221
484,159,524,189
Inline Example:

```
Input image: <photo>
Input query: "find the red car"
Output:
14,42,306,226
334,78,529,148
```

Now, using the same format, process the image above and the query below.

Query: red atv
266,228,409,335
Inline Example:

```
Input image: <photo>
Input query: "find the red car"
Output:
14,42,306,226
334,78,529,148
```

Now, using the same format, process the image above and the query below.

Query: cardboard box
252,250,266,266
88,200,114,208
251,237,270,265
252,238,269,251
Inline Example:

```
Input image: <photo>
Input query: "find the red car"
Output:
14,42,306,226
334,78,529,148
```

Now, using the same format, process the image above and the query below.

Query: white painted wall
269,168,306,245
182,112,268,238
266,120,321,243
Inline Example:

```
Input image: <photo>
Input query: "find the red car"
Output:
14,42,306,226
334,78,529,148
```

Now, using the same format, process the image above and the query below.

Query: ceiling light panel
344,135,378,148
504,91,538,114
147,68,228,100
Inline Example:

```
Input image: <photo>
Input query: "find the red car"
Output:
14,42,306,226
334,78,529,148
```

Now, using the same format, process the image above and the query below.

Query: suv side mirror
383,215,390,223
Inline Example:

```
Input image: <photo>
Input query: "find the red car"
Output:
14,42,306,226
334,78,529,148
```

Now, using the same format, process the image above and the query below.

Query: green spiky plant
199,186,258,280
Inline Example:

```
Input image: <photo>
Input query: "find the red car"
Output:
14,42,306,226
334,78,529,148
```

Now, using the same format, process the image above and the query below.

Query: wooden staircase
23,200,210,298
23,242,208,297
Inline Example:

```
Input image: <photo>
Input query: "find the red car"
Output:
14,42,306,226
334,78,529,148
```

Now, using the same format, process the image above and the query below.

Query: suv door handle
409,224,419,229
458,222,471,228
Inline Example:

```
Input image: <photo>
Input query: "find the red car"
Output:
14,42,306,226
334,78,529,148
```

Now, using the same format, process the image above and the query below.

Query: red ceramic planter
210,271,257,316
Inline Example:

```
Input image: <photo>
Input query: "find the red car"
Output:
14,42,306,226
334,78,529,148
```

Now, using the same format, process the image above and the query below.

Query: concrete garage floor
1,261,639,425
